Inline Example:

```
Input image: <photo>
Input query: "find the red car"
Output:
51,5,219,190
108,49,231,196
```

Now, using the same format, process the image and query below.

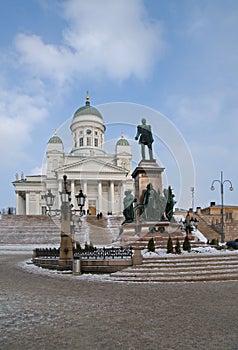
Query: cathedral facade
13,95,134,216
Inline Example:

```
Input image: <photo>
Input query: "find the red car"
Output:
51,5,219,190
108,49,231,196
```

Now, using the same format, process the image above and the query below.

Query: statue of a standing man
135,118,154,161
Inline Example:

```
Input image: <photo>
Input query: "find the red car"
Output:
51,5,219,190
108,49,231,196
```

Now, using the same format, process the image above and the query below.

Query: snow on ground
1,242,238,257
142,246,238,258
173,214,207,243
193,229,207,243
17,258,115,283
0,244,58,254
1,243,237,284
16,247,238,284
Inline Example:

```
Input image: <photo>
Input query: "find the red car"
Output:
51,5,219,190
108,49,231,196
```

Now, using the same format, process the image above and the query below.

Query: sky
0,0,238,211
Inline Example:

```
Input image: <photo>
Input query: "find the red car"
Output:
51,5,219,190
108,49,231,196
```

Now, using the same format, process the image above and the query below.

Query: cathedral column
83,181,88,212
58,179,62,208
25,192,30,215
120,182,125,214
110,181,115,214
98,181,102,213
16,192,26,215
71,180,75,208
16,192,20,215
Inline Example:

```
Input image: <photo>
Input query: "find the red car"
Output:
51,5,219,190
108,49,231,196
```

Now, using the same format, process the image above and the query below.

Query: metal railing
74,246,133,260
34,246,133,260
34,248,59,258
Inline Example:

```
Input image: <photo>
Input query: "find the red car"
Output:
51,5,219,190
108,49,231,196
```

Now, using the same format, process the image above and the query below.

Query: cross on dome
86,91,90,106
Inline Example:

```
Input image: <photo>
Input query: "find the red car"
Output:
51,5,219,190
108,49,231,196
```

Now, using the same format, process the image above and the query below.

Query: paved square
1,254,238,350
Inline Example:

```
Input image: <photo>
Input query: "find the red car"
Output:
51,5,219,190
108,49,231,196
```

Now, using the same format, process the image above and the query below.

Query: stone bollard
132,247,143,266
73,256,81,275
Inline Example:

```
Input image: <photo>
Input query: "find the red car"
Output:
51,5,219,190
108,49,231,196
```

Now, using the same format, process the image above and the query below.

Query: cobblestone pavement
1,253,238,350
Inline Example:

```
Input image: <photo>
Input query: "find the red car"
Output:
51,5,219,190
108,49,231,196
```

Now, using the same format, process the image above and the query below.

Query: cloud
165,89,238,207
29,164,47,176
166,89,238,140
14,34,75,85
14,0,163,83
1,0,163,172
0,88,49,166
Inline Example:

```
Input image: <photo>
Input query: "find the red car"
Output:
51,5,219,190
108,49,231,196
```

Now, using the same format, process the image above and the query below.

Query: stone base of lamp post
59,201,73,268
60,234,73,259
59,234,73,269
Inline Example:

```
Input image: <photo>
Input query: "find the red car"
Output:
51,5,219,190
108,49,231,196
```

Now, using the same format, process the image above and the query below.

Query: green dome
116,134,130,146
73,97,102,120
48,130,63,144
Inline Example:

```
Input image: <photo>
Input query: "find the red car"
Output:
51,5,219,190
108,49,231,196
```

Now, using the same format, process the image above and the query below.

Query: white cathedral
13,95,134,216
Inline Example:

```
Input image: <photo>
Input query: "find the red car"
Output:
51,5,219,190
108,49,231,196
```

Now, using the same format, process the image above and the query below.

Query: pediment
56,158,128,175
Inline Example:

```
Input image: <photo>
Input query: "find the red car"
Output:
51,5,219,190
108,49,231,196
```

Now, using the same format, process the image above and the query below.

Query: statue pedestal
131,160,165,204
116,221,180,244
123,221,170,237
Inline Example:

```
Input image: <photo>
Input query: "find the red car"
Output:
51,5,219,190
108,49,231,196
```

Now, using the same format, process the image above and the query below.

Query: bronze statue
135,118,154,161
136,184,176,222
122,190,137,224
164,186,176,222
141,183,157,221
157,188,167,220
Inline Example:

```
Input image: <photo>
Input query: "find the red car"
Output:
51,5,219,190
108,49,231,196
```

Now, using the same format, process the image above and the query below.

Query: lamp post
44,189,60,216
182,211,199,235
190,187,195,212
44,175,87,268
60,174,71,204
210,171,234,243
44,189,55,208
75,189,86,216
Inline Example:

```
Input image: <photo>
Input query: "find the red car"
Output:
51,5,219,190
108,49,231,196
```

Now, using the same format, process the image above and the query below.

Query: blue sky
0,0,237,210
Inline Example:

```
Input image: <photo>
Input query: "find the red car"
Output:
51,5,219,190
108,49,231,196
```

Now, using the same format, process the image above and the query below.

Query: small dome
116,133,130,146
73,94,103,120
48,130,63,144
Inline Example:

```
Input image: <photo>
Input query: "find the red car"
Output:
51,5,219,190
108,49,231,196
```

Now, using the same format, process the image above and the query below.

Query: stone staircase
0,214,122,246
0,215,61,245
0,214,212,248
194,210,238,241
122,231,204,250
75,215,123,246
0,213,233,249
193,213,220,242
111,253,238,282
116,220,205,250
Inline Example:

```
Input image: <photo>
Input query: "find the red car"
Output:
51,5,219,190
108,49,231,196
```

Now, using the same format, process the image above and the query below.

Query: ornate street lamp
181,212,199,235
75,189,86,216
60,175,71,203
44,189,55,208
44,189,60,216
210,171,234,243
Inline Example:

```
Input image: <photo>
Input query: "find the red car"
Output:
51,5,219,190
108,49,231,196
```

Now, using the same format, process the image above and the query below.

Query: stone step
193,213,220,241
121,238,204,250
123,267,238,276
133,260,238,269
111,253,238,282
0,215,61,245
143,254,238,262
114,267,238,277
111,273,238,283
